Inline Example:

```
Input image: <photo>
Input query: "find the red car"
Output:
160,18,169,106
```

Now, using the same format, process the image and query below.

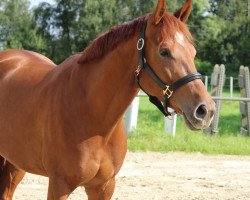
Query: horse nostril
195,104,208,120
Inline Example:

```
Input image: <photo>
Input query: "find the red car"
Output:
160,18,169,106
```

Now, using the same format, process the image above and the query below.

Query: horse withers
0,0,215,199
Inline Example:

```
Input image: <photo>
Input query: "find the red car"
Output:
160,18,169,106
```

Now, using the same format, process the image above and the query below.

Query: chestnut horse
0,0,215,199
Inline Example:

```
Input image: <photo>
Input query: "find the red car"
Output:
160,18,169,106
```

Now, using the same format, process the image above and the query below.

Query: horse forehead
175,32,185,46
160,31,186,47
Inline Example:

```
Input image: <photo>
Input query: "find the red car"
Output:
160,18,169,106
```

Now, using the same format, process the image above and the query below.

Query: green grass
127,89,250,155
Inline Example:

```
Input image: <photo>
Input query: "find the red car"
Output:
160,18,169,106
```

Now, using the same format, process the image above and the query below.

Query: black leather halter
135,21,202,117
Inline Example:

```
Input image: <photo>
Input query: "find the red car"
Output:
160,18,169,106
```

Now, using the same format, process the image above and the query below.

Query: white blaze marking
175,32,184,46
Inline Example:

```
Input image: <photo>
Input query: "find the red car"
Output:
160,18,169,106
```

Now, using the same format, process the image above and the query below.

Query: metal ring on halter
137,38,145,50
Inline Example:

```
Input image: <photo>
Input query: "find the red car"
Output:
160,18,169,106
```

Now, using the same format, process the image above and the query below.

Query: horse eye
160,48,172,58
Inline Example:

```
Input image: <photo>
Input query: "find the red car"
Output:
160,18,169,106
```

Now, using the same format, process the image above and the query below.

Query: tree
34,0,120,63
197,0,250,75
0,0,45,52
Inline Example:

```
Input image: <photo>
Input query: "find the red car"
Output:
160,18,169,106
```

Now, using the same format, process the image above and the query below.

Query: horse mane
78,15,148,64
78,13,193,64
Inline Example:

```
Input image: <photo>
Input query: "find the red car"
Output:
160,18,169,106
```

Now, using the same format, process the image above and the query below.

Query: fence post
239,66,250,136
164,109,177,136
230,77,234,98
125,96,139,134
204,64,225,134
205,76,208,91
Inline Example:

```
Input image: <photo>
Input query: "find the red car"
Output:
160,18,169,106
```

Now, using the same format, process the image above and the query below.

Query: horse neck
54,36,140,135
83,36,140,126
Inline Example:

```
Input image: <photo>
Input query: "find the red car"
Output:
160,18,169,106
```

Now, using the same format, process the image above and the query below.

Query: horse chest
83,147,126,187
64,151,117,187
91,157,116,184
70,125,127,185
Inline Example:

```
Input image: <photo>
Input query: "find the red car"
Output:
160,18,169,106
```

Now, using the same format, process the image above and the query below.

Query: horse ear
153,0,166,25
174,0,192,22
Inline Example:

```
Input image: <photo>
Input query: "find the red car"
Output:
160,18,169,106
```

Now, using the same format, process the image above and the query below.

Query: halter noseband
135,21,202,117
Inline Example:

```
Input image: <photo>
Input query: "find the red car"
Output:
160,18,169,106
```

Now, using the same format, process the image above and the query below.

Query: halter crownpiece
135,21,202,117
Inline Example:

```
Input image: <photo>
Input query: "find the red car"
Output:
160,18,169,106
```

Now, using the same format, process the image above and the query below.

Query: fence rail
212,97,250,101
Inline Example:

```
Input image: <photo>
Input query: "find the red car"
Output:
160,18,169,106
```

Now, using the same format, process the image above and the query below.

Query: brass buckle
135,65,142,76
137,38,144,50
163,86,173,98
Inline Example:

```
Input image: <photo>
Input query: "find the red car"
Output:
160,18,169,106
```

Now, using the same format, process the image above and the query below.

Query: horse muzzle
183,101,216,131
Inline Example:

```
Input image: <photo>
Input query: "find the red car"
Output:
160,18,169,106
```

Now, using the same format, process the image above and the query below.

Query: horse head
137,0,215,130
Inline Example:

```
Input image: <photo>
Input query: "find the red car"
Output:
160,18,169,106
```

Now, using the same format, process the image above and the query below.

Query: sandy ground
13,152,250,200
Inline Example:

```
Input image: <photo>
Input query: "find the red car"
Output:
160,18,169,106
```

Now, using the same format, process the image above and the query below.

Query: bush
195,58,213,75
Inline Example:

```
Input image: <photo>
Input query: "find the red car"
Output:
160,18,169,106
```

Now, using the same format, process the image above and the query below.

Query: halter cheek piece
135,22,202,117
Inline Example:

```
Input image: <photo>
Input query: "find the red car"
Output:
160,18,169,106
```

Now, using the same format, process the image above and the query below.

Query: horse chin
183,113,202,131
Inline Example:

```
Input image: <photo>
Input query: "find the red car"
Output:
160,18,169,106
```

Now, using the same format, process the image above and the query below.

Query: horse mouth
183,113,202,131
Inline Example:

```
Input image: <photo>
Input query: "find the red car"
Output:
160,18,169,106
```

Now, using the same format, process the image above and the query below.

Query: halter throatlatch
135,21,202,117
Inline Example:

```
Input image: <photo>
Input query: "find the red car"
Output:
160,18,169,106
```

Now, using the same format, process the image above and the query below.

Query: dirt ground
13,152,250,200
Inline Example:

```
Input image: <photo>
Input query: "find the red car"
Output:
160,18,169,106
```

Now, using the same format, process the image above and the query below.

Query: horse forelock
78,12,192,64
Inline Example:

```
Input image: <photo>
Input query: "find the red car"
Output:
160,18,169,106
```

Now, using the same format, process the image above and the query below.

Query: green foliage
33,0,122,63
0,0,45,51
34,1,82,62
195,58,213,75
197,0,250,75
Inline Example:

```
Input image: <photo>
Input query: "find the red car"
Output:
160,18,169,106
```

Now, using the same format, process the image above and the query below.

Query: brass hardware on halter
135,65,142,76
163,86,173,98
